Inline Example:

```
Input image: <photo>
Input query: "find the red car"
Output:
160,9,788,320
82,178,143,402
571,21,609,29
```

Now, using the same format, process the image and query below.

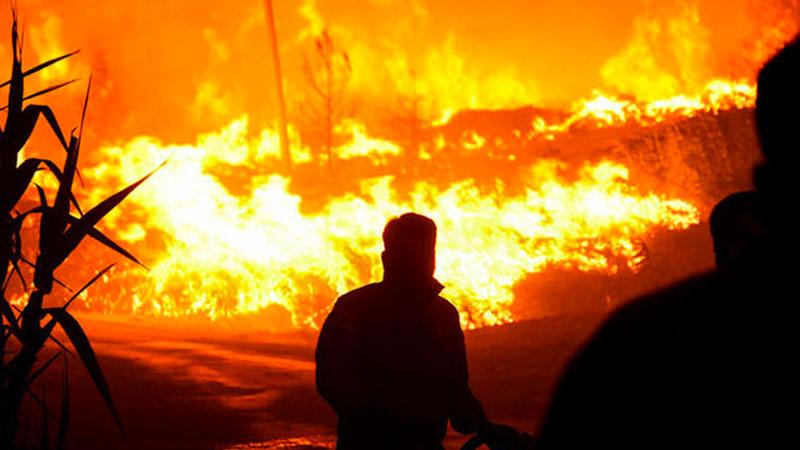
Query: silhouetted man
709,190,768,272
537,37,800,449
316,213,513,450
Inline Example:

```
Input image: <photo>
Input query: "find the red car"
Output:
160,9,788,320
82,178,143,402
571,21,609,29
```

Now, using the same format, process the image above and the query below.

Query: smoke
1,0,790,147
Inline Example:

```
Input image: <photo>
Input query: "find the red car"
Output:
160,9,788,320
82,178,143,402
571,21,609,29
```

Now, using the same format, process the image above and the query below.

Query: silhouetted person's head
382,213,437,287
710,191,768,271
756,35,800,169
754,36,800,246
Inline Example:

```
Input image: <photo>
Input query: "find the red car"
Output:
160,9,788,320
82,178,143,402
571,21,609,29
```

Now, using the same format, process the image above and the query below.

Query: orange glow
4,0,797,329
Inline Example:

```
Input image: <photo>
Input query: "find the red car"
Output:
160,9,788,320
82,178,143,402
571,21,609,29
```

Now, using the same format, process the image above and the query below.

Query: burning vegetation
2,0,798,330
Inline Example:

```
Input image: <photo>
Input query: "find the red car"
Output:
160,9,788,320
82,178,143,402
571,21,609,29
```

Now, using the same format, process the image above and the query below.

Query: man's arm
445,307,491,434
315,298,366,415
445,306,530,450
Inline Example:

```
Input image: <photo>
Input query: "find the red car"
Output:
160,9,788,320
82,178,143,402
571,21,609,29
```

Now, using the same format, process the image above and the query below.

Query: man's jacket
316,280,487,450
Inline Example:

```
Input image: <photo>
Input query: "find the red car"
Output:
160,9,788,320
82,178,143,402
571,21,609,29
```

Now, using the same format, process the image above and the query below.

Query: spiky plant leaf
26,105,70,151
41,308,126,437
9,257,25,287
9,298,75,357
66,216,143,267
6,15,24,119
0,105,71,154
25,387,57,421
6,159,48,210
33,184,49,209
55,161,164,268
77,76,91,151
61,264,114,311
0,50,80,89
11,158,83,216
27,352,60,385
0,79,80,113
56,355,69,450
1,296,19,335
41,385,50,450
46,335,75,359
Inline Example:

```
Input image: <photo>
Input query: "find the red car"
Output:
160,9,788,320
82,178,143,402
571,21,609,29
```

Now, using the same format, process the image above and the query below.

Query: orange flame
527,79,756,140
83,119,699,329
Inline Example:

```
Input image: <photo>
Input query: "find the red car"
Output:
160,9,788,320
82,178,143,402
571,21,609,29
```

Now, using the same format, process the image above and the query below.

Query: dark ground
24,312,606,450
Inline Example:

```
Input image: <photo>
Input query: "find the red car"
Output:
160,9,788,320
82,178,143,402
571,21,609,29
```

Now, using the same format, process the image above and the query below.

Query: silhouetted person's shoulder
330,282,460,321
537,270,791,449
549,271,735,388
599,271,730,335
551,272,735,374
337,282,384,302
329,282,383,312
433,295,461,320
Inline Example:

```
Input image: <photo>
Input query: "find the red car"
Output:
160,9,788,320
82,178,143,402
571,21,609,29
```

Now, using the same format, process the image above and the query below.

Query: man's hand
484,423,525,450
462,423,537,450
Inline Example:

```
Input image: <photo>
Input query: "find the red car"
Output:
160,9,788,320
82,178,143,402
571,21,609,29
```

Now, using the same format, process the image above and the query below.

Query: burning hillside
73,84,766,329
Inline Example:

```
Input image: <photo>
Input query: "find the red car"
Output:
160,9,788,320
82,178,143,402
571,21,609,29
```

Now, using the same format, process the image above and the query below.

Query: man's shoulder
335,283,384,308
321,284,384,329
586,271,729,351
554,272,724,383
431,295,461,321
614,271,721,321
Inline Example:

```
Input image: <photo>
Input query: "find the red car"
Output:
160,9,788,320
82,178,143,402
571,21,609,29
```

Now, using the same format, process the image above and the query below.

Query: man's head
710,191,768,271
756,36,800,169
381,213,437,284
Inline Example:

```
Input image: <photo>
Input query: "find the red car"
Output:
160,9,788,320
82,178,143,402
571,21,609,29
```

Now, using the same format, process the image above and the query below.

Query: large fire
4,0,798,329
83,133,699,328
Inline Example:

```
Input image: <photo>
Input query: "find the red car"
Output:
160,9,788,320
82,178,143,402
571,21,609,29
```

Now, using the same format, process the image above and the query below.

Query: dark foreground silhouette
710,190,768,272
316,213,521,450
536,37,800,449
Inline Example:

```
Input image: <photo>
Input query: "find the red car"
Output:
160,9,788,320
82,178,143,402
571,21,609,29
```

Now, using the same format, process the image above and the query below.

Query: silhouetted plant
1,11,158,448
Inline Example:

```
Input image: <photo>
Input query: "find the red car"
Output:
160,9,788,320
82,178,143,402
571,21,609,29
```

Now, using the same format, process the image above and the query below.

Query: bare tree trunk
796,0,800,34
325,53,333,170
264,0,292,170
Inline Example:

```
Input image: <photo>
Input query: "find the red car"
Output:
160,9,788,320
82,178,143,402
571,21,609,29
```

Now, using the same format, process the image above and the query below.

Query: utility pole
264,0,292,169
796,0,799,34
